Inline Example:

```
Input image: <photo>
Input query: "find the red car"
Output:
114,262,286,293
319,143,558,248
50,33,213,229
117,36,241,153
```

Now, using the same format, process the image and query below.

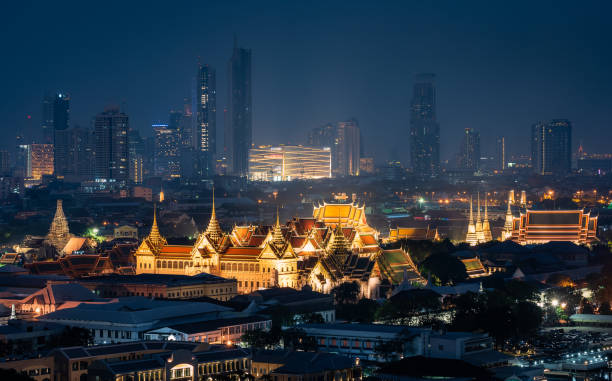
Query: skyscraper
67,126,95,181
496,136,506,171
459,128,480,172
409,74,440,176
153,124,181,180
196,64,217,178
41,95,54,144
335,119,361,176
226,37,252,176
94,108,129,184
52,93,70,178
128,129,145,184
531,119,572,175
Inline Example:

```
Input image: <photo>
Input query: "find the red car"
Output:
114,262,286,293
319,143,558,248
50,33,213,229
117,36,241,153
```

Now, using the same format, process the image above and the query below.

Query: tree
331,282,360,305
546,273,574,287
46,327,93,349
376,290,442,325
600,301,612,315
420,253,467,285
336,298,380,323
241,329,280,350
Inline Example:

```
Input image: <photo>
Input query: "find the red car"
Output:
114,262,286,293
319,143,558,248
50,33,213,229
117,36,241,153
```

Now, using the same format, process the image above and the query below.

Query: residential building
531,119,572,175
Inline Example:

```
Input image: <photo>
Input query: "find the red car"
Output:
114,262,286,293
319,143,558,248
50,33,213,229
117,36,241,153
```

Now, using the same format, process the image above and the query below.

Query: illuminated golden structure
46,200,72,252
135,198,423,297
465,194,491,245
388,226,439,242
248,145,331,181
510,210,598,245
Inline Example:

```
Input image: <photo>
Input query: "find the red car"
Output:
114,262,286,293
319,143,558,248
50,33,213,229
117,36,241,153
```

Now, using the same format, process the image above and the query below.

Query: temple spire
466,196,478,246
146,204,166,250
272,207,285,246
206,188,223,243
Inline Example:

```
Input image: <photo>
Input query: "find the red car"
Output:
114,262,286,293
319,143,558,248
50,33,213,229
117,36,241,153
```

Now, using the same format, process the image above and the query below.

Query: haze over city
2,0,612,164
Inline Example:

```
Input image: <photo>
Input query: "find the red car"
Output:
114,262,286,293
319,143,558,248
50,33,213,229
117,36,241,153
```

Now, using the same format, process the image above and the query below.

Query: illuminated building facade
196,64,216,178
248,146,331,181
135,200,423,297
153,124,181,179
21,144,54,182
510,210,598,245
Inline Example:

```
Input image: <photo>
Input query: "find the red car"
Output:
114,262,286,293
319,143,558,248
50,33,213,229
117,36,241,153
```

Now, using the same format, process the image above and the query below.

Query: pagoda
465,197,478,246
482,197,493,242
46,200,72,253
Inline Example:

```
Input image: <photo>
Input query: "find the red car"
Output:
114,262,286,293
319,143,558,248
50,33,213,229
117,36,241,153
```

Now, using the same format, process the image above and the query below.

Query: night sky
2,0,611,164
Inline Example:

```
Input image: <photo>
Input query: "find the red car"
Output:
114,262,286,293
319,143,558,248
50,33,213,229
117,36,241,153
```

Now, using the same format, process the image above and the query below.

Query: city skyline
2,1,612,165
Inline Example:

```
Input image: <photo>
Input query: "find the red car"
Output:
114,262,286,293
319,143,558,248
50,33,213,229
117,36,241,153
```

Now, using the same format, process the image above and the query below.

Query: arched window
238,263,243,271
179,262,184,269
173,261,178,269
162,261,167,268
221,263,225,270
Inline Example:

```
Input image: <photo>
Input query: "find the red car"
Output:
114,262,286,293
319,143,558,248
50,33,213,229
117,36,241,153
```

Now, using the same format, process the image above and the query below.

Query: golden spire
272,207,285,246
206,188,223,243
147,204,166,249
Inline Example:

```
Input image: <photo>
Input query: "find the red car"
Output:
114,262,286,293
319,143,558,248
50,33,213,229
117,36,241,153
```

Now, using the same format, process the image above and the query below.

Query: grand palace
134,197,425,297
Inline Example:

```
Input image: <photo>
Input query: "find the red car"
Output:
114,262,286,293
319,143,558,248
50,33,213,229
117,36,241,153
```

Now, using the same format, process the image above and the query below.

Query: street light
552,299,559,307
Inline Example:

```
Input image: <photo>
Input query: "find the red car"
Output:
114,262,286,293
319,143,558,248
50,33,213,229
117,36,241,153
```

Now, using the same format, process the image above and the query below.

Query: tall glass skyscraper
196,64,216,178
459,128,481,172
226,37,252,176
94,108,130,184
531,119,572,175
52,93,70,178
409,73,440,176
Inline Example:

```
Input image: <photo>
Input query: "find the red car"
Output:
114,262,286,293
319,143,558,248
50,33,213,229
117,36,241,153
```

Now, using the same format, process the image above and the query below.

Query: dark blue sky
2,0,611,164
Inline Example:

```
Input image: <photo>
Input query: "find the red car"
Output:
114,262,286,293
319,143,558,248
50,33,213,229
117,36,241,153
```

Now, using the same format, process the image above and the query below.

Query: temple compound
465,194,492,246
135,200,425,298
508,209,598,245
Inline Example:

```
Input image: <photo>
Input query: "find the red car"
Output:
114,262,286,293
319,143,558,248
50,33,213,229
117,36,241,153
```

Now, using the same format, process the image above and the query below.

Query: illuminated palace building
504,209,598,245
135,199,424,297
248,145,331,181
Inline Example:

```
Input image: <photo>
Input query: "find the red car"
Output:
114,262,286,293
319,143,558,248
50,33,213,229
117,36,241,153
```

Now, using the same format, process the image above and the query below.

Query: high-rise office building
180,98,194,149
335,120,361,176
409,73,440,176
67,126,95,181
53,93,70,178
41,95,54,144
531,119,572,175
128,129,145,184
496,136,506,171
94,108,129,184
308,123,336,148
195,64,217,178
459,128,480,172
29,144,54,181
226,38,252,176
153,124,181,180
